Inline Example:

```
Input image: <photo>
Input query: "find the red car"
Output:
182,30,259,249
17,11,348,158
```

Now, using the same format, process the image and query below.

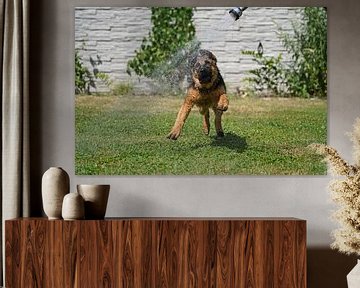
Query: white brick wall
75,7,300,94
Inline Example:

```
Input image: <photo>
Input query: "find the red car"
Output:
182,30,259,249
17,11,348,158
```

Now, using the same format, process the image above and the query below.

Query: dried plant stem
310,118,360,256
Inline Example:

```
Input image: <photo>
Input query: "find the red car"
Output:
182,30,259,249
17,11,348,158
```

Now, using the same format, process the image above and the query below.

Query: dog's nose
199,66,210,74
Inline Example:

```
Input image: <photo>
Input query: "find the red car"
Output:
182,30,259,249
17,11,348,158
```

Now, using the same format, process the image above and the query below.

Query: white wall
34,0,359,251
75,7,298,93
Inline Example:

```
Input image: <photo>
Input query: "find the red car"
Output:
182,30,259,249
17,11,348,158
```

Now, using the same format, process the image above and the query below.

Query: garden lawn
75,94,327,175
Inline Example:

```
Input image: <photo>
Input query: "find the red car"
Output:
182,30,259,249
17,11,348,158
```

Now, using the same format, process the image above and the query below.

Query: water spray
228,7,248,21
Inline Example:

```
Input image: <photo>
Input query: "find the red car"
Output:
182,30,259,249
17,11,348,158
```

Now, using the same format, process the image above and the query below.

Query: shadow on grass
211,132,248,153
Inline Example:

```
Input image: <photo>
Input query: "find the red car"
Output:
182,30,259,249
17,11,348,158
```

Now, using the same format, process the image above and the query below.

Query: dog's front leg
202,109,210,135
199,107,210,135
216,94,229,111
167,99,193,140
213,93,228,137
213,109,224,138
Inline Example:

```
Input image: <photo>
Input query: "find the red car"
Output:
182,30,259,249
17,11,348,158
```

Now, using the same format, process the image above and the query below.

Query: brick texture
75,7,299,93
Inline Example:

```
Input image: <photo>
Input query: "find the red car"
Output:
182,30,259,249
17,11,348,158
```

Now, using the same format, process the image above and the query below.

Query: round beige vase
42,167,70,219
62,192,85,220
77,184,110,219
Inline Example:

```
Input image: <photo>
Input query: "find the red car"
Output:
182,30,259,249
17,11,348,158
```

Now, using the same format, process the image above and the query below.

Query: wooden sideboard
5,218,306,287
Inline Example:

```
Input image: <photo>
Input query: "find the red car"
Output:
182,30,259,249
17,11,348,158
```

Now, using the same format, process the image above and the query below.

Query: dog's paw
217,106,228,112
217,96,229,111
203,124,210,135
167,130,180,140
216,102,228,112
216,131,225,138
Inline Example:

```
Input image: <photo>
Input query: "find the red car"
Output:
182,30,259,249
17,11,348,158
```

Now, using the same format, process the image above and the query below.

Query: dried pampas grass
310,118,360,256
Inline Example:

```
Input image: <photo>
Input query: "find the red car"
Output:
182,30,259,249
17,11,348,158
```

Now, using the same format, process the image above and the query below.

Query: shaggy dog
167,49,229,140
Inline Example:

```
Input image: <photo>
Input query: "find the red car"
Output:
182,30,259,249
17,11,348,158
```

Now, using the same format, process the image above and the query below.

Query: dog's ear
207,51,217,63
199,49,217,63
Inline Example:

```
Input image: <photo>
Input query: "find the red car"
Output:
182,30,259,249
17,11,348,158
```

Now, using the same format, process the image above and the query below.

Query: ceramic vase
347,259,360,288
62,192,85,220
42,167,70,219
77,184,110,219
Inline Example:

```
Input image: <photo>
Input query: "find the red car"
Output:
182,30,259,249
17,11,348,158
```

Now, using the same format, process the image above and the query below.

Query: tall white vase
347,260,360,288
42,167,70,219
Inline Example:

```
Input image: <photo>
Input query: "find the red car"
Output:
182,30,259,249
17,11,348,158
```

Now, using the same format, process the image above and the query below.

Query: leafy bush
280,7,327,98
75,46,112,95
242,47,287,96
75,50,95,94
127,8,196,89
242,7,327,98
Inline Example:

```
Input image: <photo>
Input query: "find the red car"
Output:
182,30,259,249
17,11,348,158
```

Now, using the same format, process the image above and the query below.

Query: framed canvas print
75,6,327,175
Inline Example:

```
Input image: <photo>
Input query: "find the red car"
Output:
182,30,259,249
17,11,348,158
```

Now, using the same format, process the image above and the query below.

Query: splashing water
192,10,237,51
218,10,237,30
149,39,201,95
146,10,239,95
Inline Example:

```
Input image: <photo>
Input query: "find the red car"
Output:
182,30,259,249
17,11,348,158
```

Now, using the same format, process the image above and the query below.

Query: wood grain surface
5,218,306,288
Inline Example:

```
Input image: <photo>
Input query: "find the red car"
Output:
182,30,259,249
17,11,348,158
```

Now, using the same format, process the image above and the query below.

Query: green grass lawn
75,94,327,175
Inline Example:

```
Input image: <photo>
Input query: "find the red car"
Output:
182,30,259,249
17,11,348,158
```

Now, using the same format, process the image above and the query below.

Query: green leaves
127,8,196,87
243,7,327,98
75,50,96,95
242,49,287,96
75,47,112,95
280,7,327,98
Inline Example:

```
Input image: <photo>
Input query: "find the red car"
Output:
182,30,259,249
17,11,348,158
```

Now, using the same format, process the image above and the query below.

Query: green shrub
280,7,327,98
75,50,95,94
75,46,112,95
127,8,196,90
242,7,327,98
242,48,287,96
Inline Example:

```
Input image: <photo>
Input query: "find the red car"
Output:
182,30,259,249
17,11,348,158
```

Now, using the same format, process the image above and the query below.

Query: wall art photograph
75,7,327,175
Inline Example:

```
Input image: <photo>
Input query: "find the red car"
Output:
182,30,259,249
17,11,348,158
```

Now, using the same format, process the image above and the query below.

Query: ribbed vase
42,167,70,219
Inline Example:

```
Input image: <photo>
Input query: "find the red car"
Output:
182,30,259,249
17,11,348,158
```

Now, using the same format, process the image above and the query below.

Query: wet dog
167,49,229,140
